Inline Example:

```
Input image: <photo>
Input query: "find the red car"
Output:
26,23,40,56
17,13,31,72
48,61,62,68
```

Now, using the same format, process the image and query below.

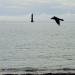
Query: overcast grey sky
0,0,75,16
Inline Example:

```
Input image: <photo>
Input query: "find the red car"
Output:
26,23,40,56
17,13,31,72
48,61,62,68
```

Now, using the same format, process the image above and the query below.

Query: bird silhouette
51,16,64,25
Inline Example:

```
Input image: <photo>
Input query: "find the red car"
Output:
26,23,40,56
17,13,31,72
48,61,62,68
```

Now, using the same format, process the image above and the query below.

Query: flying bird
51,16,64,25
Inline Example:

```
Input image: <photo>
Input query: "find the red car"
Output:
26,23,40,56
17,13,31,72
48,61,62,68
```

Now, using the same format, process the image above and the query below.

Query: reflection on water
0,21,75,73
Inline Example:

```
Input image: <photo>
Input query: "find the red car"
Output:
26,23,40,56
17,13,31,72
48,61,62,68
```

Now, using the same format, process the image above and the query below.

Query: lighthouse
31,13,34,22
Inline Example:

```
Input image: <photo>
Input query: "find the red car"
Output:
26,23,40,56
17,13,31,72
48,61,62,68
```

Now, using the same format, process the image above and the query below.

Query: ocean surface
0,21,75,74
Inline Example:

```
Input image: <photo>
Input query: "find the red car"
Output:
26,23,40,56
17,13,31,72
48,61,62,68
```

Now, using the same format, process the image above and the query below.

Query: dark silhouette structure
51,16,64,25
31,13,34,22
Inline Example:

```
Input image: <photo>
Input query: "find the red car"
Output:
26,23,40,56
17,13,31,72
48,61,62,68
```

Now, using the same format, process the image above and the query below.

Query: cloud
63,3,75,8
0,0,75,16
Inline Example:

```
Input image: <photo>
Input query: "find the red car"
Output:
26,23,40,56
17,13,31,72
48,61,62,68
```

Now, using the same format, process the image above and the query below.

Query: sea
0,20,75,74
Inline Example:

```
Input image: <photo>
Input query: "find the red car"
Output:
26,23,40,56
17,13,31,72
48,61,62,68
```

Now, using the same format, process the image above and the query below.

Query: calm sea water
0,21,75,73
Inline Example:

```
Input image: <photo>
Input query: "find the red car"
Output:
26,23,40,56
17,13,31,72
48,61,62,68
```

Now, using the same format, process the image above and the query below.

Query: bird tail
60,19,64,21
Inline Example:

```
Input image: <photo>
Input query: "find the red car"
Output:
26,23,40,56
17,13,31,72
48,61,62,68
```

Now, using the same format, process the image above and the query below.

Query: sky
0,0,75,21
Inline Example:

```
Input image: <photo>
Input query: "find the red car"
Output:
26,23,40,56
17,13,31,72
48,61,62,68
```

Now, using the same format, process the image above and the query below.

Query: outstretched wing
55,19,60,25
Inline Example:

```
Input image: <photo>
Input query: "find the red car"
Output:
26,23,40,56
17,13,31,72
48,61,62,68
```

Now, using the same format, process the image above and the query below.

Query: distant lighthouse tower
31,13,34,22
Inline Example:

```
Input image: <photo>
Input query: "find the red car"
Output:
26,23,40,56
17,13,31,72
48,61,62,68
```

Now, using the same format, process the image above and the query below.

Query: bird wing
55,19,60,25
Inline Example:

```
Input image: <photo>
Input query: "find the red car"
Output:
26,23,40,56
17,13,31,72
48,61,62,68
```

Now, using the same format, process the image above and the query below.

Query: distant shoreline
0,73,75,75
0,67,75,75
